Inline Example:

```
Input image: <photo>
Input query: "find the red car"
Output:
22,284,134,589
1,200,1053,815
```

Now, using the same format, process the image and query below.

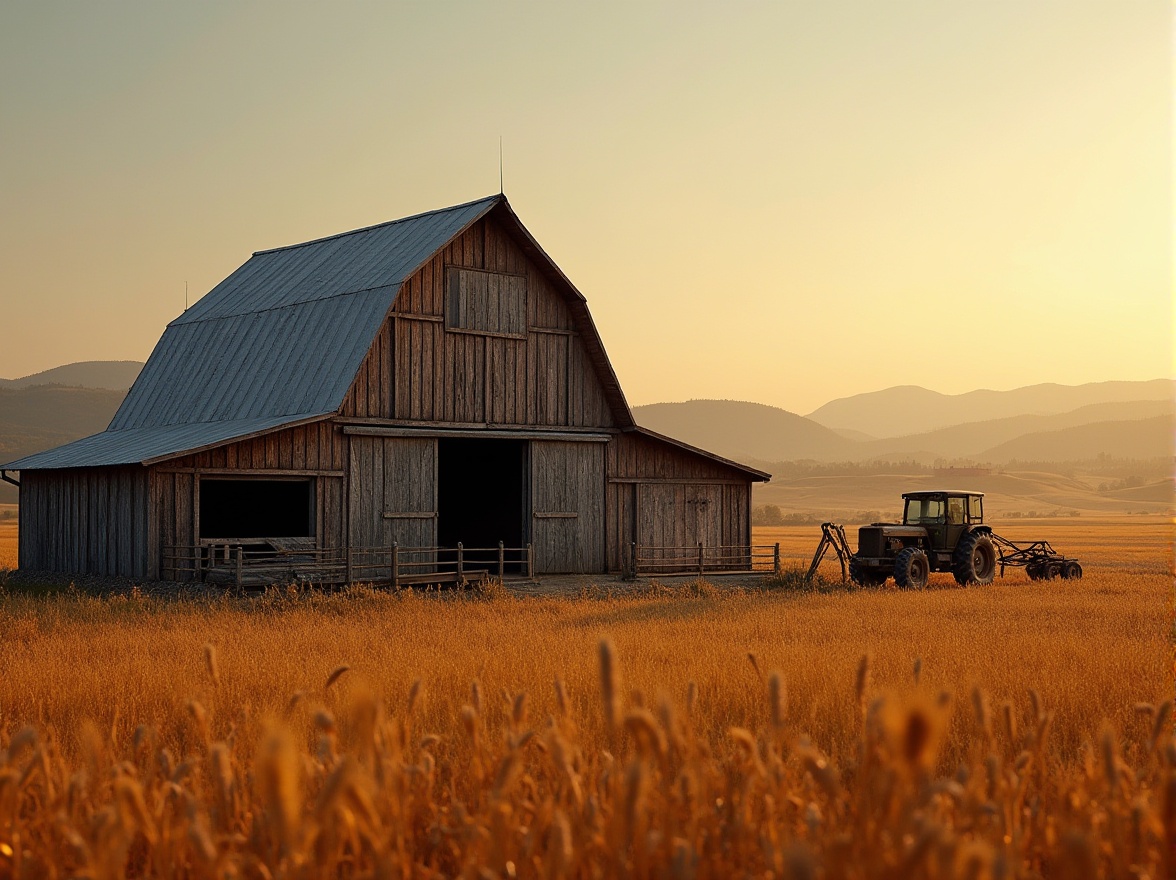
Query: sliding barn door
530,440,605,573
348,436,437,565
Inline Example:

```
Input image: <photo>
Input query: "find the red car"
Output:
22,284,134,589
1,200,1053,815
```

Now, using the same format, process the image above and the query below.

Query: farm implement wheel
1063,561,1083,579
953,531,997,585
894,547,929,589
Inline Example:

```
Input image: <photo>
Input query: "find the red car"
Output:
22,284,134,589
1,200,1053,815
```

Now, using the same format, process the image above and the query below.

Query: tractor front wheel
894,547,929,589
953,532,997,585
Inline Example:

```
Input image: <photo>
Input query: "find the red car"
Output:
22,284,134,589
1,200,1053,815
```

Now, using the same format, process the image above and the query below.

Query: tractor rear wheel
953,531,997,585
894,547,929,589
850,556,887,587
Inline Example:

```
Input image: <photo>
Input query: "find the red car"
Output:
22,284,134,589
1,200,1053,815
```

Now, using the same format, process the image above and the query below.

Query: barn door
349,436,437,572
636,483,723,570
530,440,605,573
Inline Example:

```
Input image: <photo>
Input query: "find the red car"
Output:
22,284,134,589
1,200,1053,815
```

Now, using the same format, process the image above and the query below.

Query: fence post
391,542,399,589
526,543,534,580
774,543,781,577
457,542,464,582
346,547,353,585
498,541,505,580
235,546,242,587
698,542,704,577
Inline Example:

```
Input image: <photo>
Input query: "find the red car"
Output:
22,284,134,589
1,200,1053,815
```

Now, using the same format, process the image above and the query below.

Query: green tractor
806,490,1083,588
847,491,994,588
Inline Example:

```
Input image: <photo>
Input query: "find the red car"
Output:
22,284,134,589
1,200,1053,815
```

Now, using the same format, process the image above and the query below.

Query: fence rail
161,541,534,588
623,542,781,580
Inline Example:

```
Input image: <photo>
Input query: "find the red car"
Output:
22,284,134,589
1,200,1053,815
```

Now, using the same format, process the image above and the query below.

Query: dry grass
0,519,1171,876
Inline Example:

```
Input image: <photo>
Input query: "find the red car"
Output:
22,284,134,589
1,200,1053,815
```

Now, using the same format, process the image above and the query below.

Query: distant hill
863,398,1175,461
977,414,1175,463
632,400,858,462
633,396,1175,466
806,379,1175,438
0,360,143,391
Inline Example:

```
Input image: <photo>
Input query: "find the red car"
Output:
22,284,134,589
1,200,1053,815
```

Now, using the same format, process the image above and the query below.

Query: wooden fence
162,542,534,588
622,543,782,580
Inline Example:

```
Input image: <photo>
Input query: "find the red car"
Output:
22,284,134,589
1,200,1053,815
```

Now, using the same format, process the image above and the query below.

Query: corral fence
162,541,534,589
622,542,782,580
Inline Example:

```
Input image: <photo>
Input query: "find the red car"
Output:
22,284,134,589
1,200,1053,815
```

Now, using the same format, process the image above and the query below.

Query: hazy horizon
1,2,1170,414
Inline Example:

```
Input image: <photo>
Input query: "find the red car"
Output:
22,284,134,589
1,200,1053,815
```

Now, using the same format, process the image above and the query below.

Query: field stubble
0,517,1171,876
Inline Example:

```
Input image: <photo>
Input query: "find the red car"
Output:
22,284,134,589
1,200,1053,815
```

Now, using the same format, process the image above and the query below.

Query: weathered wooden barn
2,195,768,584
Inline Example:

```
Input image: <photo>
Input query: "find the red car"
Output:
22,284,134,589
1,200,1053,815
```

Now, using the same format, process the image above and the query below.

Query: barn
2,195,769,585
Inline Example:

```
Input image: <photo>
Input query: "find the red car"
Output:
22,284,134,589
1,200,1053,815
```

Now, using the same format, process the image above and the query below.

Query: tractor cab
902,491,984,552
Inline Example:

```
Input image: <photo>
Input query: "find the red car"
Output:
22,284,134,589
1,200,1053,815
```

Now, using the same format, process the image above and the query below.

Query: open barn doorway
437,438,526,556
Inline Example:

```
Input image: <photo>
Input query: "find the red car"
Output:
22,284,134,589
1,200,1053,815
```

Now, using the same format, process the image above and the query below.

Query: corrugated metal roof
2,414,333,470
2,196,500,470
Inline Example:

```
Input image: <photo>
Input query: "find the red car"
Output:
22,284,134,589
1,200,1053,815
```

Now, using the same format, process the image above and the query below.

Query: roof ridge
252,194,503,256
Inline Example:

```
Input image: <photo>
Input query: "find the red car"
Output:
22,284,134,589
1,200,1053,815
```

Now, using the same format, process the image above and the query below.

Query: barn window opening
199,478,314,540
437,438,526,560
446,266,527,337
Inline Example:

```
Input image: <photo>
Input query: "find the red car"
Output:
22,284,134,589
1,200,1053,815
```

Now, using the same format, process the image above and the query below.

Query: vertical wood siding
347,435,437,553
339,215,615,428
17,467,150,578
605,432,754,571
531,440,605,573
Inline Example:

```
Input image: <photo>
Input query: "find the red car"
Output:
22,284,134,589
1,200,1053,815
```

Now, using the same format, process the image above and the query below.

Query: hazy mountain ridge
806,378,1175,438
0,360,143,391
635,382,1174,466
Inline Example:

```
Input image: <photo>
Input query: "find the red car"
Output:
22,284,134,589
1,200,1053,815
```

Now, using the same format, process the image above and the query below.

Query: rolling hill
806,378,1175,438
632,400,859,462
0,360,143,391
636,395,1174,466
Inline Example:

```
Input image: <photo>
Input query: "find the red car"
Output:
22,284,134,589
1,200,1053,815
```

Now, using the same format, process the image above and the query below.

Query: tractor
805,490,1082,588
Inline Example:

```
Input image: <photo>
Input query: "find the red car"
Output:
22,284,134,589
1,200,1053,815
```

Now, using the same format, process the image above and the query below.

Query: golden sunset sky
0,2,1169,413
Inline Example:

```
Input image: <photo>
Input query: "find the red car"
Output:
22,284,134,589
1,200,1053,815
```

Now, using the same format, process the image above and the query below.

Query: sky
0,1,1170,415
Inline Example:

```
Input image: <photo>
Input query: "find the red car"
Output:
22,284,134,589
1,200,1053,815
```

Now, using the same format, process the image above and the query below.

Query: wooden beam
343,426,611,442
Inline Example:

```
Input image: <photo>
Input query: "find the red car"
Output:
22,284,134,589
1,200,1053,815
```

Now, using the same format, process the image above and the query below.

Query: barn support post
497,541,505,580
526,543,534,580
629,542,637,580
391,542,399,589
773,543,781,576
456,542,464,582
698,542,704,577
346,547,353,585
235,547,242,587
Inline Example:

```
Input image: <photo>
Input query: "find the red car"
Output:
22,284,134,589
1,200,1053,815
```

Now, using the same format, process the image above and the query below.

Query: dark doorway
200,478,314,539
437,438,526,552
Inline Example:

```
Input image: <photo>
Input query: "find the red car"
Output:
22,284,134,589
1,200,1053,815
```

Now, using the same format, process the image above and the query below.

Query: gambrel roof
4,195,634,470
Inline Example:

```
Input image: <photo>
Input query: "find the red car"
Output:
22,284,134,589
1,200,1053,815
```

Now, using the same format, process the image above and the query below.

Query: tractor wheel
850,556,887,587
1044,562,1062,580
1063,561,1083,580
894,547,929,589
953,531,997,585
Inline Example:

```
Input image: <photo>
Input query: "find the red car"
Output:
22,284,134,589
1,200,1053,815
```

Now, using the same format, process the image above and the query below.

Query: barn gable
340,206,625,428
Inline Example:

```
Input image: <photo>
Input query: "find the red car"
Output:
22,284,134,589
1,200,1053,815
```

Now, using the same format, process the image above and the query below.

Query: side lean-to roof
3,195,634,470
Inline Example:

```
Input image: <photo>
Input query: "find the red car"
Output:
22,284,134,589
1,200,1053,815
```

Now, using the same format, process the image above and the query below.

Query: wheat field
0,518,1171,877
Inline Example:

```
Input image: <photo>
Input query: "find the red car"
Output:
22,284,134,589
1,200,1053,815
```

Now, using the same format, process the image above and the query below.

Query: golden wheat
0,517,1169,875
